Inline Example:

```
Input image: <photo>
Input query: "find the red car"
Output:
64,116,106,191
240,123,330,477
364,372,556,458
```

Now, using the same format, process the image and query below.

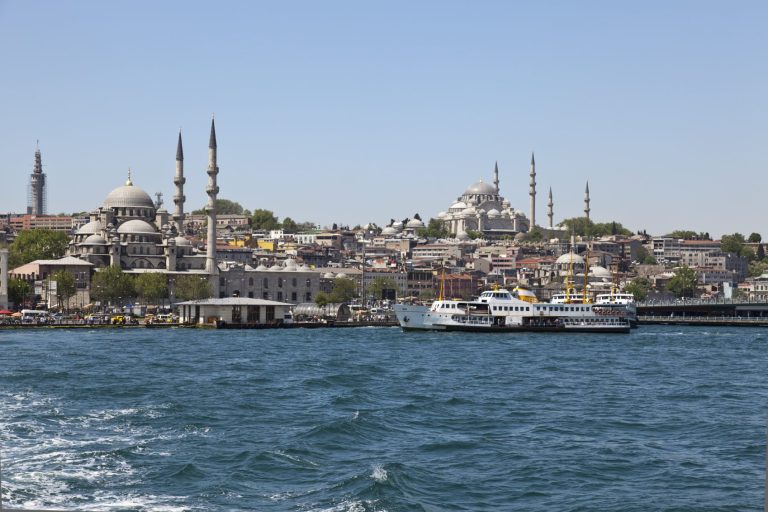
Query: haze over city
1,1,765,237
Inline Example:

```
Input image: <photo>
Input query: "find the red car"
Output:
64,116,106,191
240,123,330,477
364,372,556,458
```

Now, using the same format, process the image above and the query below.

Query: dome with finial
103,170,155,209
463,180,496,195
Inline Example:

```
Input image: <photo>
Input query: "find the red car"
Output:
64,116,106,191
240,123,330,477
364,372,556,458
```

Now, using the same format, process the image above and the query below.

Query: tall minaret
173,131,186,234
493,161,500,193
205,118,220,291
547,187,554,228
584,181,591,220
28,144,46,215
528,152,536,227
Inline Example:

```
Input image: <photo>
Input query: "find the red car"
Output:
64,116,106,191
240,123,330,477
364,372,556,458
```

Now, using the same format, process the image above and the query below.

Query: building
218,259,320,303
0,248,8,308
437,164,530,238
27,145,47,215
9,214,74,233
10,256,93,309
66,121,221,296
176,297,294,326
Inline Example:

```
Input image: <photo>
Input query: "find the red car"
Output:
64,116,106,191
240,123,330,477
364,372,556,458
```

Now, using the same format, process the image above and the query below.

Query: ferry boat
394,288,630,333
594,292,638,328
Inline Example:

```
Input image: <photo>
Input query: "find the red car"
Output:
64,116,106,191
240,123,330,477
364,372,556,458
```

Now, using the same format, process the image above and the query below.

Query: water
1,326,766,511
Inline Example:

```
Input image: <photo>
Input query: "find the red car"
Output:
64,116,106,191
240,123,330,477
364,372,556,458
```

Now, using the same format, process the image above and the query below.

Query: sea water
1,326,766,511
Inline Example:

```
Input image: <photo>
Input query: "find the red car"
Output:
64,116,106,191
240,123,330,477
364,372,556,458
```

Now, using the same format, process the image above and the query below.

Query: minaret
547,187,554,228
28,143,47,215
528,152,536,227
584,181,591,220
205,119,220,291
173,131,186,234
493,161,499,193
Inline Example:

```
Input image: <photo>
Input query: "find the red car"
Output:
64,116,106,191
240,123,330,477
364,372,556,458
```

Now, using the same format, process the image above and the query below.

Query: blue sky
1,1,766,238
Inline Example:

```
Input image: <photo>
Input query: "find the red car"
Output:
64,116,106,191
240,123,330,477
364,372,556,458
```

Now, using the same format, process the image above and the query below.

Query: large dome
104,184,155,209
555,252,585,265
464,180,496,195
117,219,157,234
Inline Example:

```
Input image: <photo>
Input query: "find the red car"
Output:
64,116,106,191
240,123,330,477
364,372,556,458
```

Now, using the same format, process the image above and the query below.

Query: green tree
635,246,657,264
281,217,298,233
192,198,246,215
417,218,450,239
524,228,544,242
174,275,213,301
624,277,651,301
91,266,136,306
367,277,397,300
667,266,698,298
329,277,357,303
9,229,70,267
8,278,31,308
48,269,76,311
314,291,330,307
757,244,766,261
721,233,745,255
465,230,482,240
668,230,698,240
748,232,762,243
251,209,280,231
748,260,768,278
561,217,632,237
134,272,169,305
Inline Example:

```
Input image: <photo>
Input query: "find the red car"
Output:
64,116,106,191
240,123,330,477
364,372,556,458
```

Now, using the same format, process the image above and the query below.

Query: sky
1,1,766,238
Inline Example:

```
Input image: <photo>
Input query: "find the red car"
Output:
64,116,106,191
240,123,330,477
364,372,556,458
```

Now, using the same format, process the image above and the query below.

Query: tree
667,266,698,298
561,217,632,237
748,232,762,243
314,291,330,307
624,277,651,301
524,228,543,242
417,218,450,239
48,270,76,311
635,246,657,265
134,273,169,305
281,217,298,233
721,233,746,255
8,278,31,308
758,244,765,261
329,277,357,303
368,277,397,301
174,275,213,301
251,209,280,231
667,230,698,240
9,229,70,267
91,266,136,306
466,230,482,240
192,199,246,215
748,260,768,278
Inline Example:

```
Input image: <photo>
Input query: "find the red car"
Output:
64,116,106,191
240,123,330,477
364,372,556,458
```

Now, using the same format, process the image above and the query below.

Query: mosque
68,120,221,291
437,154,591,239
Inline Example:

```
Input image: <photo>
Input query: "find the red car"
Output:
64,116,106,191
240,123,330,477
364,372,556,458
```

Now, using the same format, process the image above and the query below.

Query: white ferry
394,289,630,333
594,292,638,328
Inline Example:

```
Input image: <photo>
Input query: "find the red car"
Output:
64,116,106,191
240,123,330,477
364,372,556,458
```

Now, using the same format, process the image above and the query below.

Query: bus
20,309,51,323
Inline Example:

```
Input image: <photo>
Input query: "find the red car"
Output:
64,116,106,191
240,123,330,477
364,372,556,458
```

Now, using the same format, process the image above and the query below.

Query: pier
638,299,768,326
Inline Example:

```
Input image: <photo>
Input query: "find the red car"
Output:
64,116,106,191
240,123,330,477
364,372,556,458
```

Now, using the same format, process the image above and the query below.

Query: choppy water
1,326,767,511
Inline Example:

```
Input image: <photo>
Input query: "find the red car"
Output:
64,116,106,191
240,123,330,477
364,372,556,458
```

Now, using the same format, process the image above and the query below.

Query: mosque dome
590,266,612,279
487,208,500,218
324,272,336,279
464,180,496,195
555,252,585,265
284,259,298,270
255,264,269,271
461,207,477,216
268,264,282,271
406,218,425,228
103,181,155,209
174,236,192,246
382,226,397,236
456,230,470,241
117,219,157,234
437,211,447,218
450,201,467,211
76,220,103,235
82,234,107,245
392,221,404,230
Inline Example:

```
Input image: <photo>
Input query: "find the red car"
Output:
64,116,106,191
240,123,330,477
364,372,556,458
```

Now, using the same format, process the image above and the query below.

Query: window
277,291,283,301
249,277,254,286
291,292,297,302
306,292,312,301
263,292,269,299
306,278,311,288
248,291,254,298
278,278,283,288
263,278,268,288
292,278,297,287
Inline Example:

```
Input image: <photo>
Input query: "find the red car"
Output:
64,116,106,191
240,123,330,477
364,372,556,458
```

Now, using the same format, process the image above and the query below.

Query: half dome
117,219,157,234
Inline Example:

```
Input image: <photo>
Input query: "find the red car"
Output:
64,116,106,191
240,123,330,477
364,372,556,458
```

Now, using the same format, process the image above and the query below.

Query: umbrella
12,312,22,318
0,309,13,315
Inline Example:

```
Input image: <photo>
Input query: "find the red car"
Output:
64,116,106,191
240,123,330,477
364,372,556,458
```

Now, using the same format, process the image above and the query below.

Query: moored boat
395,289,630,333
